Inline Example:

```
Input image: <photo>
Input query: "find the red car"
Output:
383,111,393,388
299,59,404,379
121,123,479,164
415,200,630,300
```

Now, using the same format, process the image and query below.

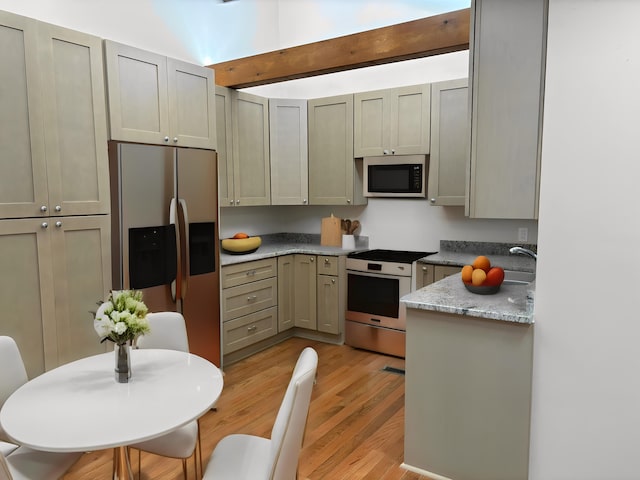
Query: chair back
269,347,318,480
0,451,12,480
0,337,28,445
136,312,190,352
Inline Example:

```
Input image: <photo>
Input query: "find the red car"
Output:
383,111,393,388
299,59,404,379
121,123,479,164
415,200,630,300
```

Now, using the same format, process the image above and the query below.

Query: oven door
346,270,411,330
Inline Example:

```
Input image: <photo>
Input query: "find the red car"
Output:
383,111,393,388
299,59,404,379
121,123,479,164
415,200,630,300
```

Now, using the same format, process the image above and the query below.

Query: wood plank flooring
64,337,430,479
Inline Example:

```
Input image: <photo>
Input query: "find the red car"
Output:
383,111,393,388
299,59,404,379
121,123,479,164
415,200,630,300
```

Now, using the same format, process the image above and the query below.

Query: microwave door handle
169,197,180,302
178,198,189,300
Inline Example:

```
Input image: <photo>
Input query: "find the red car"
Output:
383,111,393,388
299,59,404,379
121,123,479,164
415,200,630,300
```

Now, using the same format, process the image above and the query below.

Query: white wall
529,1,640,478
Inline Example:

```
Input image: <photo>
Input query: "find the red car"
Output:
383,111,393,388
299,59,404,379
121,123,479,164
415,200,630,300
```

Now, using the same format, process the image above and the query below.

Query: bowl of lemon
221,232,262,254
461,255,505,295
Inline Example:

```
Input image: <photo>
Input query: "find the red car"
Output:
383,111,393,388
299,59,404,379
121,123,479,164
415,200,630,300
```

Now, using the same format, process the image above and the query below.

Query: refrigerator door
176,148,221,366
111,143,178,314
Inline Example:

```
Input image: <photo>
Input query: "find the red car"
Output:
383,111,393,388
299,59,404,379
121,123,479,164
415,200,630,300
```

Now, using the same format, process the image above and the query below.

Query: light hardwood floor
64,337,430,479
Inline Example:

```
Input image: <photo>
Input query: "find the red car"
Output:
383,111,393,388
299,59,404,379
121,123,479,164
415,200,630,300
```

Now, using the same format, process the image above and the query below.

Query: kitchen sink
503,270,536,285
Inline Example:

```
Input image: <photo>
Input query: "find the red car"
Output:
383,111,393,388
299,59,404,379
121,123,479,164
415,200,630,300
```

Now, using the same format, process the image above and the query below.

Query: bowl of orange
461,255,505,295
221,232,262,254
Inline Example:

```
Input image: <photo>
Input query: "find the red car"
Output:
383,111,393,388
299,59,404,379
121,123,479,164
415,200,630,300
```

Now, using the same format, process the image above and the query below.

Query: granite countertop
405,240,537,325
418,240,536,272
402,273,535,324
220,232,368,266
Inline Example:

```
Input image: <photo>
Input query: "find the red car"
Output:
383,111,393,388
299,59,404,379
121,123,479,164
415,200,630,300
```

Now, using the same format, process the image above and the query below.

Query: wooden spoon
349,220,360,234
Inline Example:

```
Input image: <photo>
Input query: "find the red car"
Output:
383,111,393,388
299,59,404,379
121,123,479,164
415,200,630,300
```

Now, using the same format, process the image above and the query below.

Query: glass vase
115,343,131,383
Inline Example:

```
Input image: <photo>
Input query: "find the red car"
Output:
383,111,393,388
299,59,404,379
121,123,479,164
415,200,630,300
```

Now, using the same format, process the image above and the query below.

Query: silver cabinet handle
246,295,258,302
430,198,436,203
173,137,178,143
235,200,240,205
346,199,351,204
40,205,47,213
324,258,330,264
383,149,389,155
247,325,257,332
55,205,61,212
164,136,170,142
303,199,307,204
331,278,336,284
55,221,62,228
422,266,428,271
246,270,256,277
310,257,315,262
391,149,395,154
41,222,48,229
230,200,234,205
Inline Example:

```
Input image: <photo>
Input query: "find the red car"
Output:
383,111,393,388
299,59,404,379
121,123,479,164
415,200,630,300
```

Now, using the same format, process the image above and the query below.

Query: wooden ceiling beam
208,8,470,88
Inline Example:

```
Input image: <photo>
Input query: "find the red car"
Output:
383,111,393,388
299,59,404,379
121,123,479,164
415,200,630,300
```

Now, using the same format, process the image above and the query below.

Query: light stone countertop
220,232,368,266
402,273,535,324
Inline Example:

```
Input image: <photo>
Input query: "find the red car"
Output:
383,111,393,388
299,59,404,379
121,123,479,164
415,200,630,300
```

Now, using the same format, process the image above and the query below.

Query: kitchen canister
342,234,356,249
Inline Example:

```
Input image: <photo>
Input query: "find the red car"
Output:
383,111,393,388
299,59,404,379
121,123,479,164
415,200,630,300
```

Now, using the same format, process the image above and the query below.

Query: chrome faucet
509,246,537,260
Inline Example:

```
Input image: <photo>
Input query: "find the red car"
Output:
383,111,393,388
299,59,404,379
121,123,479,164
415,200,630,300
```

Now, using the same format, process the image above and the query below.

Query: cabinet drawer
317,255,338,276
223,306,277,354
222,277,277,321
221,258,277,288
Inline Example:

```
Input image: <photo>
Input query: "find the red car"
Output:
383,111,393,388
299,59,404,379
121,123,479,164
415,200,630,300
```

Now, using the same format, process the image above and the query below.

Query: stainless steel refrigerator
109,142,220,366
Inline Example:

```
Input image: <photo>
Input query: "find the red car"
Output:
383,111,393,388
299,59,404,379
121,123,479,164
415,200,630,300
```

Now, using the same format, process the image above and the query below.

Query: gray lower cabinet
468,0,546,219
316,255,344,335
415,264,460,290
405,308,533,480
221,258,278,355
293,255,317,330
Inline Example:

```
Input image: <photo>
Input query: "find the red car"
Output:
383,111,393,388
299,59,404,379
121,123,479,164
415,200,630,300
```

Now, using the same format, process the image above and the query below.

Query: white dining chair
202,347,318,480
127,312,203,479
0,448,82,480
0,336,28,449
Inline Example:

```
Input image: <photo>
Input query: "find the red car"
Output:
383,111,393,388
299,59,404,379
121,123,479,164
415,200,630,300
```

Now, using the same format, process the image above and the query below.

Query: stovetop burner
347,249,436,264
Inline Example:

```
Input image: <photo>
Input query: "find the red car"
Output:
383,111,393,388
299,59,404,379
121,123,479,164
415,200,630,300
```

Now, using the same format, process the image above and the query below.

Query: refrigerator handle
169,197,180,302
178,198,190,300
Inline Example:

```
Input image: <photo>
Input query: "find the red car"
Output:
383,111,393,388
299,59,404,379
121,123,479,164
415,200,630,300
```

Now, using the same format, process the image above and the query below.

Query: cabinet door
269,99,308,205
50,215,111,366
416,263,435,289
277,255,295,332
353,89,388,157
167,58,216,149
232,91,270,206
216,86,235,207
0,12,48,219
309,95,365,205
0,218,55,378
317,275,340,334
391,84,431,155
428,79,469,206
468,0,545,219
293,255,317,330
39,23,110,216
434,265,460,282
104,40,170,145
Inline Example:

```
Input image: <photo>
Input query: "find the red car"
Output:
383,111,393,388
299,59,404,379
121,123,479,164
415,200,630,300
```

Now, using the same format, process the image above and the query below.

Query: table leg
113,446,134,480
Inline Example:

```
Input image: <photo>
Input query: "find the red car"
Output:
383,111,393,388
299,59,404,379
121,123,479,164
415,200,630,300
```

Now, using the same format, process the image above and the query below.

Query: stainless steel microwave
363,155,426,198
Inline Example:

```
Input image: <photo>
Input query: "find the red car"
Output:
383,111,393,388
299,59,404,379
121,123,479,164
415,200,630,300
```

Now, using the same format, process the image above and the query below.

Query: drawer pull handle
247,325,257,332
246,270,256,276
247,295,258,302
370,318,381,323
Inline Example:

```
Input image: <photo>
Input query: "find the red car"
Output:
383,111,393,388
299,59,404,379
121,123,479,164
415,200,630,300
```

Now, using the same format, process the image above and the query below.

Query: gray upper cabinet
0,11,109,219
428,78,469,207
104,40,216,149
354,84,431,157
215,86,235,207
308,94,366,206
468,0,546,219
269,98,308,206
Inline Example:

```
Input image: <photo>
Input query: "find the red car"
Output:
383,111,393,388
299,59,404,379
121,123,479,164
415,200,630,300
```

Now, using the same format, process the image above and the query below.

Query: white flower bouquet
94,290,150,345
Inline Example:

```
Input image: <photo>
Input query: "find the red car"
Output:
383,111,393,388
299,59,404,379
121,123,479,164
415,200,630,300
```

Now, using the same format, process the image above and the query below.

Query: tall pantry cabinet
0,11,111,378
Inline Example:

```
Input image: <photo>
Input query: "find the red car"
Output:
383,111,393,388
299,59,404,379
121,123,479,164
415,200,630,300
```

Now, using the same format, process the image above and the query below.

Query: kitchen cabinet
294,255,317,330
215,86,235,207
277,255,295,332
228,91,271,206
104,40,216,149
316,255,344,335
428,78,469,207
308,94,366,206
0,215,111,378
0,12,109,219
269,99,308,205
416,264,461,289
354,84,430,157
468,0,546,219
221,259,278,355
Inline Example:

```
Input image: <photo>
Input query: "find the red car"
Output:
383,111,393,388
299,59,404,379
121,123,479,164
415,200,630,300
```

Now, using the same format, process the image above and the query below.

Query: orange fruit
461,265,474,283
472,255,491,273
232,232,249,239
471,268,487,286
485,267,505,286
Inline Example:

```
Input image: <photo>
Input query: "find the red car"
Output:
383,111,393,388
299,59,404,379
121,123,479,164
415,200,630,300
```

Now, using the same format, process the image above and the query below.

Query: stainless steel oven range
345,249,434,358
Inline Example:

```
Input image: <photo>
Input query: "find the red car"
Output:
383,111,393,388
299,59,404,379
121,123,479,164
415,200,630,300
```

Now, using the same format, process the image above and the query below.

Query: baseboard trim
400,463,453,480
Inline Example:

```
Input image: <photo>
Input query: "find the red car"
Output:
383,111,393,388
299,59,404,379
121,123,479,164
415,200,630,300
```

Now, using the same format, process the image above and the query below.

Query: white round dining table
0,348,223,479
